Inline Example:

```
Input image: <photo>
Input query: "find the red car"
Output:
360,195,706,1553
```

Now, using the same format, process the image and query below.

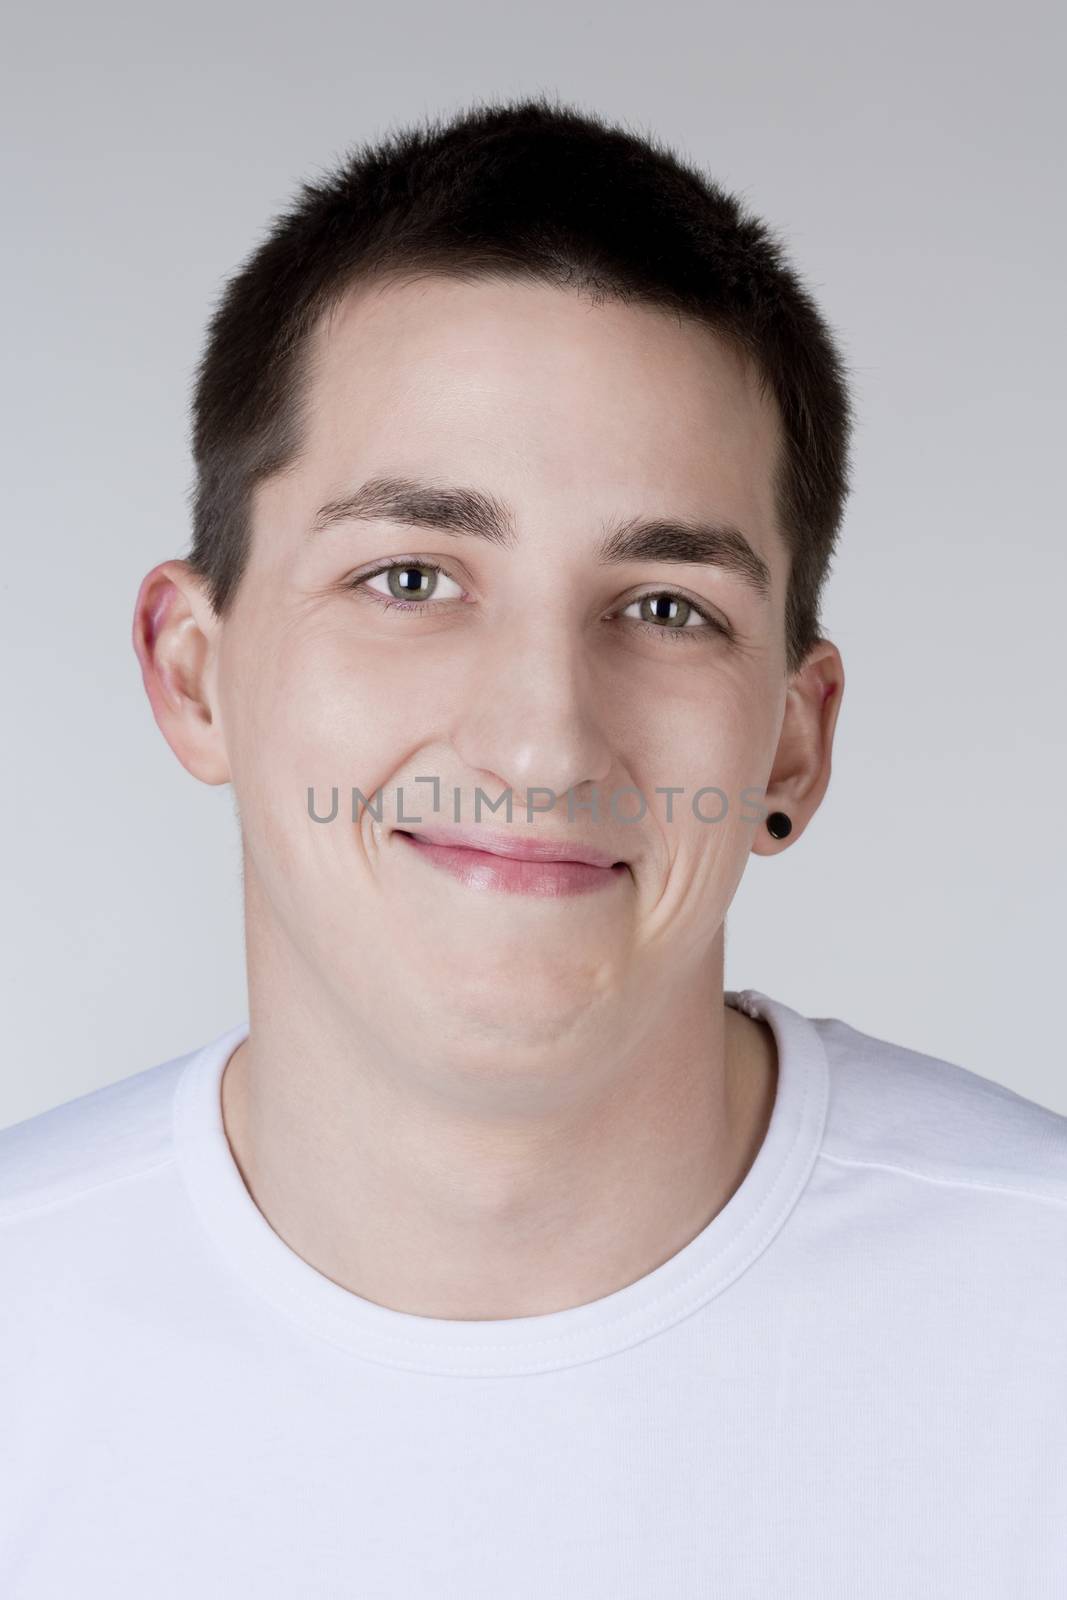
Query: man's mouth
391,826,631,898
392,824,627,869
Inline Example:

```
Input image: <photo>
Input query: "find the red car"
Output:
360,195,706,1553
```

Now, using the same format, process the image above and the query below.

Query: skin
132,276,844,1320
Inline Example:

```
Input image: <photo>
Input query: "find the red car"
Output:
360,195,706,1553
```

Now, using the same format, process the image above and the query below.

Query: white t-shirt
2,988,1065,1598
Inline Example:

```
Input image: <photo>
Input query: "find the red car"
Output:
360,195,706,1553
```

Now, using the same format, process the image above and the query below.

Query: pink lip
394,824,623,866
392,826,630,898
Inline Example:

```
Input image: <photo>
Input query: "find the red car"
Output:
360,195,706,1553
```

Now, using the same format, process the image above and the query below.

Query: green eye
351,560,463,611
623,592,728,642
383,564,438,600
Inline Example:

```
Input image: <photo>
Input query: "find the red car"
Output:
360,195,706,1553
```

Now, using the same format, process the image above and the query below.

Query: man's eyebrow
312,477,515,548
311,475,772,598
595,517,771,599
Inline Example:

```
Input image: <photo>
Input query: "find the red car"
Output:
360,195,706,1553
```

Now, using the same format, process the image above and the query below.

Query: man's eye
620,592,729,643
350,561,464,610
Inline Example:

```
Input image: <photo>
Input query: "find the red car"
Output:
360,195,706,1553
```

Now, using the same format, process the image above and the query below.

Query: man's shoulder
810,1009,1067,1209
0,1042,199,1229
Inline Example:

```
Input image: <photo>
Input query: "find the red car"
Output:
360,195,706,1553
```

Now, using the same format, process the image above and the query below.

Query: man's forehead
293,274,787,569
312,272,766,396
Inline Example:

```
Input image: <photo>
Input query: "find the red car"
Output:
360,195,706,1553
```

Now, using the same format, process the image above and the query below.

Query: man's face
208,277,791,1059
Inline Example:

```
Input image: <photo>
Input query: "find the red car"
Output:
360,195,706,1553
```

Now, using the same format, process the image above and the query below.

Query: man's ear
131,559,231,785
751,638,845,855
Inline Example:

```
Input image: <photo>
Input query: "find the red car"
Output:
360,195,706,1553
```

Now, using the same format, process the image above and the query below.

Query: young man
2,95,1064,1597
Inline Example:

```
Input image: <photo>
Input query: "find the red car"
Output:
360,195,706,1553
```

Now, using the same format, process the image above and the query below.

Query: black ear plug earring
766,811,792,840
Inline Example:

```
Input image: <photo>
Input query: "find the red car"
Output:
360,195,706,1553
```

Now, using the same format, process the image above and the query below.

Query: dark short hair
188,93,853,674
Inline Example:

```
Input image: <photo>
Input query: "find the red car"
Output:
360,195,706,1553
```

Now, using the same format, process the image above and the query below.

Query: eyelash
346,558,731,644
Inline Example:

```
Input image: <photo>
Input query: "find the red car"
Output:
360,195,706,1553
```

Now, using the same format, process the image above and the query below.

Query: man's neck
219,995,778,1323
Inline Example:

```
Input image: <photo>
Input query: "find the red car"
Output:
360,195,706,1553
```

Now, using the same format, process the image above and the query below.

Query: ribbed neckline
171,989,829,1377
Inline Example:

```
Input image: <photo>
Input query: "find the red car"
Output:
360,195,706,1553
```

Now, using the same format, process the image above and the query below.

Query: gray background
2,0,1064,1126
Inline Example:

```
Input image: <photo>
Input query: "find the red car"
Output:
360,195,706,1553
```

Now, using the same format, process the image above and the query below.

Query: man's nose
449,613,617,811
